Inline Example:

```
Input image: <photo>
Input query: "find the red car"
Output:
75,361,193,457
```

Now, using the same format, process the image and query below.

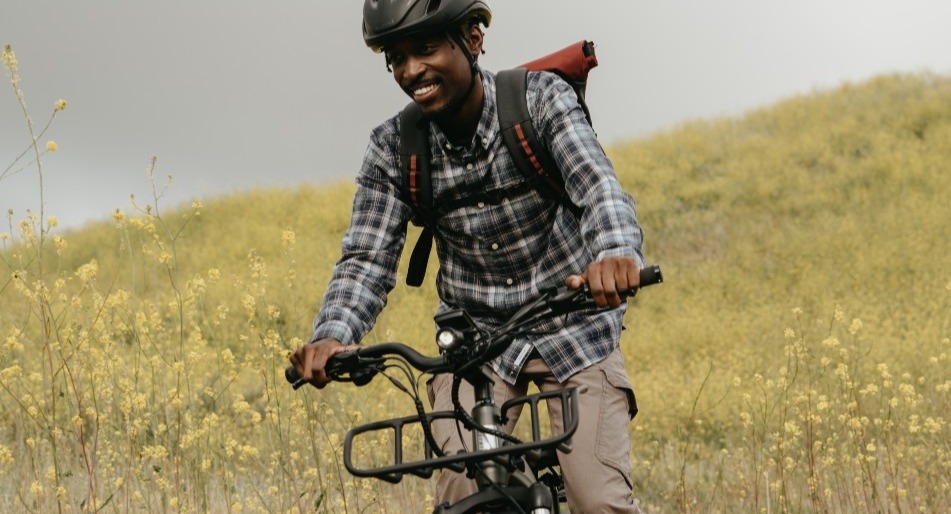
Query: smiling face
385,26,483,122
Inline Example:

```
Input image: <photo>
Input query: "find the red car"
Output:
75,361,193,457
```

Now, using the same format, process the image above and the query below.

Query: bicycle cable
450,375,522,446
449,411,532,514
377,357,446,459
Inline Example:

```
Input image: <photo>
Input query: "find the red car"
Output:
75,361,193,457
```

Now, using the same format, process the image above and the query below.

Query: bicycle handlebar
285,265,662,389
284,342,451,389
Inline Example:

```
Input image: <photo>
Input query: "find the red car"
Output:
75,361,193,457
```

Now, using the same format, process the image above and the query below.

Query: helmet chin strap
432,30,481,123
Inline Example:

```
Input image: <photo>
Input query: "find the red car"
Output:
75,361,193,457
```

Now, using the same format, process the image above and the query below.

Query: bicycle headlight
436,328,461,350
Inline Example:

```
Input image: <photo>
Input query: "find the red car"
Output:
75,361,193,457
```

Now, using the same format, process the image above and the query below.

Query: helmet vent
426,0,442,15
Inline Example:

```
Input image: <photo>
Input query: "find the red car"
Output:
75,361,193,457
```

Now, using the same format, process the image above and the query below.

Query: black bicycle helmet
363,0,492,53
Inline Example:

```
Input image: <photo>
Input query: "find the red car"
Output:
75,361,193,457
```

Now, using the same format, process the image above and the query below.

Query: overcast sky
2,1,949,230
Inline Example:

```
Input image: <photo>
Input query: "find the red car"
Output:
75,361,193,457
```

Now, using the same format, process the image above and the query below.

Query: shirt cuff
311,321,357,346
595,246,645,269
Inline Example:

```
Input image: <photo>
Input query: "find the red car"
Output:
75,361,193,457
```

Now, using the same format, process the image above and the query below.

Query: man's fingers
310,344,353,389
586,264,608,307
565,268,589,289
597,262,622,308
626,265,641,295
603,274,621,307
289,347,311,381
575,257,641,308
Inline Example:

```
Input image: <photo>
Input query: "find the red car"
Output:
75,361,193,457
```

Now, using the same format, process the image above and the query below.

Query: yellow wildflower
53,234,67,254
76,259,99,281
55,98,67,111
0,444,13,465
2,45,17,74
282,229,296,248
923,417,943,434
242,293,256,317
834,363,850,380
849,318,863,335
4,334,23,352
833,305,844,321
46,140,58,153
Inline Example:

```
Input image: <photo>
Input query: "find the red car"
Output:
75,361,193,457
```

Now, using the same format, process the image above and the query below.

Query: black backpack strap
405,225,433,287
399,102,436,287
496,68,584,219
400,102,434,218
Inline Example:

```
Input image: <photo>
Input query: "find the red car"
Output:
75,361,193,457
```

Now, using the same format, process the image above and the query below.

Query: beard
426,69,478,122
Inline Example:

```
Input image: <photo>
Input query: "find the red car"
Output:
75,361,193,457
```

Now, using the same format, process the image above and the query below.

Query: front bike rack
342,386,583,484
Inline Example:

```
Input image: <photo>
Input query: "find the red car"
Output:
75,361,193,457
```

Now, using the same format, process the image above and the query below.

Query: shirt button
491,243,499,250
482,137,489,146
466,163,474,170
477,201,486,208
505,278,514,285
445,143,453,151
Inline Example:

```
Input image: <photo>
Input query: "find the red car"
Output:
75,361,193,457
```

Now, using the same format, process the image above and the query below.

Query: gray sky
2,1,949,230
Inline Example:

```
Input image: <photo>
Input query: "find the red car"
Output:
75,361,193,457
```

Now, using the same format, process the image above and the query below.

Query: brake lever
285,351,384,390
327,352,384,385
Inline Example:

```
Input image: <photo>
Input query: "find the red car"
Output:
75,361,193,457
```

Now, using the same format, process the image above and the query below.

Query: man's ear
465,24,484,60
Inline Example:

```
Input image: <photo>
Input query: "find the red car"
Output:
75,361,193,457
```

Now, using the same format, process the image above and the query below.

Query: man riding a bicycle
290,1,646,511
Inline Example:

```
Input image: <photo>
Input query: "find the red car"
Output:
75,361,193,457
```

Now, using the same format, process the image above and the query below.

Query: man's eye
387,54,405,66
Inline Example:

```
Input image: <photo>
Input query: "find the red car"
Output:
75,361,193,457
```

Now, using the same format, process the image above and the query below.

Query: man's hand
565,256,641,308
288,338,352,389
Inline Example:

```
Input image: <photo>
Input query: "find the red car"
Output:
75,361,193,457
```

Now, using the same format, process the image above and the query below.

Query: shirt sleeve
529,71,646,268
311,123,413,345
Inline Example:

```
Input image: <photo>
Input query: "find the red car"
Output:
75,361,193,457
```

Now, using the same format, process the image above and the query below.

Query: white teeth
414,83,437,97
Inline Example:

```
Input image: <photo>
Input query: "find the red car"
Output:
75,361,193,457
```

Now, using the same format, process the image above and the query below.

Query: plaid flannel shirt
312,70,644,383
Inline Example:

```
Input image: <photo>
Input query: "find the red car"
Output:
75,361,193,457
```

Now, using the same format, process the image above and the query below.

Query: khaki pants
426,347,639,513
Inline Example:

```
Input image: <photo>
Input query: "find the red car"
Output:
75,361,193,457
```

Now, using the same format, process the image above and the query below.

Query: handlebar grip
588,264,662,299
285,353,376,389
285,366,304,389
285,354,348,389
639,265,663,288
286,366,305,389
284,355,347,389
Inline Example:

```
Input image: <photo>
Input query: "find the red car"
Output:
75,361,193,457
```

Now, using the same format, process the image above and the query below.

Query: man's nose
403,55,426,81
